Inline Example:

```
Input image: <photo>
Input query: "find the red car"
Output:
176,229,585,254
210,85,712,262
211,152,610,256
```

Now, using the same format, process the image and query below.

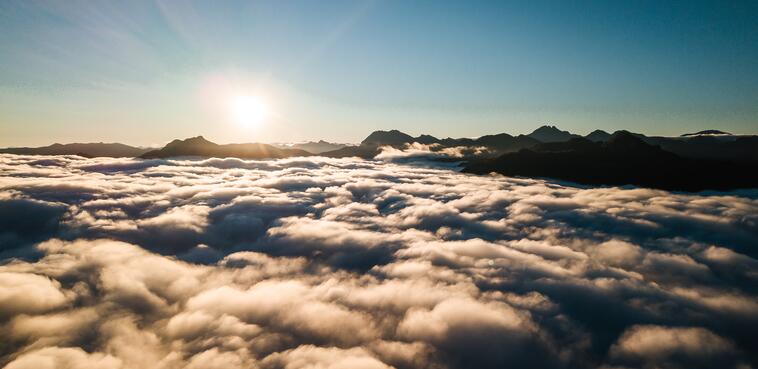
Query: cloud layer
1,153,757,368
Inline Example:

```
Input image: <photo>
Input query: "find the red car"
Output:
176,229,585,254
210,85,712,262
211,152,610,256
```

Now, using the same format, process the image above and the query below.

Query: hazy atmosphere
1,1,757,369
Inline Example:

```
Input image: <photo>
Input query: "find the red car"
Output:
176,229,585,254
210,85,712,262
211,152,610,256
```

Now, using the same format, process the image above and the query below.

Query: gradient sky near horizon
1,0,757,146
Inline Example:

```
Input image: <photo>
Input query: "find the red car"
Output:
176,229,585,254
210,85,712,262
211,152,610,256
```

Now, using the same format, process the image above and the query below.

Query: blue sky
1,0,756,146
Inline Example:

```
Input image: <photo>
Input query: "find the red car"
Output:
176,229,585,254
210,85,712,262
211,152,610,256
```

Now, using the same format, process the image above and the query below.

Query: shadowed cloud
0,153,756,368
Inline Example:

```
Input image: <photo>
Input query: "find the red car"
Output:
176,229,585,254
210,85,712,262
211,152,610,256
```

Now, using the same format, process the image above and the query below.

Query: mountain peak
415,134,440,144
140,136,310,159
681,130,732,137
532,125,560,133
185,136,211,143
605,130,658,152
585,129,612,142
527,125,579,143
361,130,415,145
166,136,215,148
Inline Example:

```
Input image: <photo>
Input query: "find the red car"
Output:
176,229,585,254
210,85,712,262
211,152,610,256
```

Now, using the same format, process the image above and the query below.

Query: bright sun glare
231,95,267,128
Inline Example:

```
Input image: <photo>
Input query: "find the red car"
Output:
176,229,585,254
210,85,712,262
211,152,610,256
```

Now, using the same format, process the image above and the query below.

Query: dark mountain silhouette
415,134,441,144
569,129,758,161
274,140,347,154
361,130,416,146
585,129,612,142
463,131,758,191
320,144,381,159
3,126,756,165
681,129,731,136
527,125,581,143
323,130,542,159
360,131,451,146
438,137,476,147
140,136,311,159
324,130,432,159
473,133,539,151
323,127,758,163
0,142,151,157
641,135,758,161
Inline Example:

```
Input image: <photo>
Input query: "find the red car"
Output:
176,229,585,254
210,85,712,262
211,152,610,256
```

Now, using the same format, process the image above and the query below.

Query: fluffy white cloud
609,325,742,368
0,154,757,368
0,272,70,317
4,347,122,369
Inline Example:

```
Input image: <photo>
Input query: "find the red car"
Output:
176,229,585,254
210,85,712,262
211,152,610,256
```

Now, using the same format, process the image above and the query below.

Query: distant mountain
527,125,581,143
585,129,612,142
0,142,151,157
463,131,758,191
566,129,758,161
415,134,440,145
641,135,758,161
140,136,311,159
473,133,540,151
324,130,436,159
681,130,731,137
320,145,381,159
274,140,348,154
4,126,755,164
438,137,476,147
361,131,446,146
361,130,416,146
323,130,543,159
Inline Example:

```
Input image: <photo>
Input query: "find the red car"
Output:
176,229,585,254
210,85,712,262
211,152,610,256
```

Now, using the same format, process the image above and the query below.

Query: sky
0,0,756,147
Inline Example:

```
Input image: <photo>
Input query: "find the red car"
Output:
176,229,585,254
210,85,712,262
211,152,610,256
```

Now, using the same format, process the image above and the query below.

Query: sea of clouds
0,153,757,369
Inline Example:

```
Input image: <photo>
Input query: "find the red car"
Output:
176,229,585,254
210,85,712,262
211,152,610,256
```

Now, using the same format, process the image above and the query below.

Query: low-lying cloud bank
0,153,757,369
374,143,488,161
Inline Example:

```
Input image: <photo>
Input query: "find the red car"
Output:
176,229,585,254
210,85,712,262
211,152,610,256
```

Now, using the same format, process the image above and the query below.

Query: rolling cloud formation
0,153,757,369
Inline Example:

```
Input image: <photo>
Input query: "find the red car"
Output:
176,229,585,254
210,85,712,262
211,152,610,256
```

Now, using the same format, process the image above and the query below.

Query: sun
230,95,267,128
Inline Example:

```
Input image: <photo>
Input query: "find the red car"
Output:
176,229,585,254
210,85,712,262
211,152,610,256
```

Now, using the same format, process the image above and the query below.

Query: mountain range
681,129,731,137
462,131,758,191
272,140,348,154
139,136,310,159
3,125,757,191
323,129,540,159
526,125,581,142
6,125,755,161
0,142,151,157
320,126,758,162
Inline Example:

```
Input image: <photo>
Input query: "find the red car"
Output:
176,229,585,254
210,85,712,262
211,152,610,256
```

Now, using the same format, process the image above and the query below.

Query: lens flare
231,95,266,128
